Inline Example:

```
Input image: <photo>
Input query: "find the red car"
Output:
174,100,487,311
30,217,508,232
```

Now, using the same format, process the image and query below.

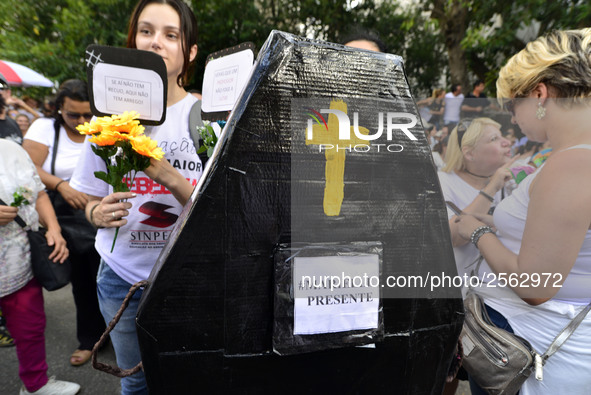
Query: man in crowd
461,79,490,117
443,83,464,131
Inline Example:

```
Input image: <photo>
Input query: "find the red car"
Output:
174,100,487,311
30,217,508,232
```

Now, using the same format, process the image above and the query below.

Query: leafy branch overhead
2,0,591,97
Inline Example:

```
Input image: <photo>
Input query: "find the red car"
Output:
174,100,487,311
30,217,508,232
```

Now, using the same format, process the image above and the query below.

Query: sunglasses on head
456,118,474,149
504,99,516,115
503,94,526,116
61,111,93,120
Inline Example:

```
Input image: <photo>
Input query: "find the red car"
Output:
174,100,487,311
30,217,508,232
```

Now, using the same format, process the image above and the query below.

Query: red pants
0,278,48,392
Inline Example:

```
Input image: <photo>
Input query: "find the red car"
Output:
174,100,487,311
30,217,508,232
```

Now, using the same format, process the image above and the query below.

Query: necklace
464,169,491,179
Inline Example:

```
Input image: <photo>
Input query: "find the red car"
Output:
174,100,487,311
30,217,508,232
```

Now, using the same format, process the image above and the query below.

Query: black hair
451,83,462,94
473,79,484,89
517,141,544,156
341,28,387,53
53,79,89,128
433,135,448,154
0,94,6,114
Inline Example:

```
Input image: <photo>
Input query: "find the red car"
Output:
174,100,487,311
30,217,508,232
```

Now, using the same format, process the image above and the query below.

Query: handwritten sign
94,64,163,121
85,45,167,125
293,254,380,335
202,49,254,112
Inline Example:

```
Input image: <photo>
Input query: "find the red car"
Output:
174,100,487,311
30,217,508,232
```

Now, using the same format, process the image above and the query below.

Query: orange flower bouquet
77,111,164,252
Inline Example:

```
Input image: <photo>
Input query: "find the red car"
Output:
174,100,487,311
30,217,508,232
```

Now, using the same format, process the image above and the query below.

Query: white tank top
493,144,591,304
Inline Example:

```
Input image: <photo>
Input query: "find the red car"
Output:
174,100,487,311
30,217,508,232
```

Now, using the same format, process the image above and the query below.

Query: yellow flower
111,125,145,142
130,134,164,160
89,130,120,146
77,121,103,135
108,111,142,133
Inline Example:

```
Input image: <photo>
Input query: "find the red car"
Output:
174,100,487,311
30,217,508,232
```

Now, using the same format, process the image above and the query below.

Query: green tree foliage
463,0,591,93
190,0,444,96
0,0,135,92
3,0,590,102
425,0,591,94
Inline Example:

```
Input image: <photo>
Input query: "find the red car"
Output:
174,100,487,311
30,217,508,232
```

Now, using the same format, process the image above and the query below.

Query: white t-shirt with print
70,94,201,284
25,117,85,180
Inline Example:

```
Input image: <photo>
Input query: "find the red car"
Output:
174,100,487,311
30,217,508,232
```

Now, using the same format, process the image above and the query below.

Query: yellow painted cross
305,100,370,216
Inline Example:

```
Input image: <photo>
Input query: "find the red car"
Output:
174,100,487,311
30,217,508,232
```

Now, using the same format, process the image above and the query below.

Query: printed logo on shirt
124,177,201,195
128,202,177,249
138,201,178,228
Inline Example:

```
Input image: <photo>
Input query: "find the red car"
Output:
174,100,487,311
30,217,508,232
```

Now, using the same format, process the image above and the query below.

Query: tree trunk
431,0,470,92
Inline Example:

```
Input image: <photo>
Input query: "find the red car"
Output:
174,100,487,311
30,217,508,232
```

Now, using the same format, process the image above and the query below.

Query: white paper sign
92,63,164,121
202,49,254,112
293,254,379,335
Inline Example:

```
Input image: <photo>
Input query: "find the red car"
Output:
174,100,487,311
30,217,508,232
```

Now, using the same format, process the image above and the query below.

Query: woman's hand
143,157,176,187
0,205,18,226
59,182,89,210
454,214,487,241
144,157,194,206
88,192,135,228
45,226,69,263
487,155,519,192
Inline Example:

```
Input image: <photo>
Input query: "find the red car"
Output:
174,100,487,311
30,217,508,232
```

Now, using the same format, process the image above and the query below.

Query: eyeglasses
504,99,516,115
456,118,474,149
503,96,525,115
61,111,93,120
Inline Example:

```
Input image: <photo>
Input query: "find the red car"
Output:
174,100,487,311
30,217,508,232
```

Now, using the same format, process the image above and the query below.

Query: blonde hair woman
439,117,514,247
456,29,591,394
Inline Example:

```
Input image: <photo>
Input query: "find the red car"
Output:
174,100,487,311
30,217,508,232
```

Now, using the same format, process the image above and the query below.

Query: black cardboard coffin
136,30,463,394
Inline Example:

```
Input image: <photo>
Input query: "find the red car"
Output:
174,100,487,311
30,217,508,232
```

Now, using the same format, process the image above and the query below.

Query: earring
536,102,546,120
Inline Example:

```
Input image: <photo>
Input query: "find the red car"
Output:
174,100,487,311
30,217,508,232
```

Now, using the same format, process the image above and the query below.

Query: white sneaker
19,376,80,395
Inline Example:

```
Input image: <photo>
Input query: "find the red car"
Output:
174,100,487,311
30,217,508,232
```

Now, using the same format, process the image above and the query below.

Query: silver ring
112,212,116,219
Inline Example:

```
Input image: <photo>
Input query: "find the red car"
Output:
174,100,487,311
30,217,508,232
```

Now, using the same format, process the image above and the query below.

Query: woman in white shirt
456,28,591,394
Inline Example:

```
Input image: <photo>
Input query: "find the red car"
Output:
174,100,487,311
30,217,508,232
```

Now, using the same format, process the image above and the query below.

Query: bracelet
470,225,494,248
55,180,67,191
479,190,494,203
89,203,103,229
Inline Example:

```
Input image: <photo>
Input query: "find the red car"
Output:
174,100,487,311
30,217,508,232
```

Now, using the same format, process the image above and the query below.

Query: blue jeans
468,303,518,395
97,260,148,395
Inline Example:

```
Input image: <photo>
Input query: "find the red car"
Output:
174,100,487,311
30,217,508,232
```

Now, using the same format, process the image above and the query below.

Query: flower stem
111,227,120,253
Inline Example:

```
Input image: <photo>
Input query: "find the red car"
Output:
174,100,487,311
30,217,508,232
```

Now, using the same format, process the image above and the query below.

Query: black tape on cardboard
136,30,463,394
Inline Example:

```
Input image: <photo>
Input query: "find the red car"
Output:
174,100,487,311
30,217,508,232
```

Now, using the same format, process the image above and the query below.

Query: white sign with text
293,254,379,335
92,63,164,121
202,49,254,112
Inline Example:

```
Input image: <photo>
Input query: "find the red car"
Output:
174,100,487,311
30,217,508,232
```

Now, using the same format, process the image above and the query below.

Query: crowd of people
1,1,591,393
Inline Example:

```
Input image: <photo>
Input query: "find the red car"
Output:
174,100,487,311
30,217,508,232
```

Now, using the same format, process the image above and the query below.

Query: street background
0,284,120,394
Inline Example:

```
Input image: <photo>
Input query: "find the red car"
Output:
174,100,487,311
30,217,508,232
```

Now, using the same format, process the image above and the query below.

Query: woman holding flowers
70,0,201,393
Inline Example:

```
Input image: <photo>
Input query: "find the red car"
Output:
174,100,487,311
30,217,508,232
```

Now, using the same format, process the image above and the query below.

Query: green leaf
94,171,109,184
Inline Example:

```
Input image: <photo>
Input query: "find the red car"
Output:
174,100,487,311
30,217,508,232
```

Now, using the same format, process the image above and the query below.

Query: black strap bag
0,198,71,291
47,122,97,256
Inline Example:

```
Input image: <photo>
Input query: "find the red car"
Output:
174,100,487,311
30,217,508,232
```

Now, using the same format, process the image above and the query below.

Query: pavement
0,284,121,394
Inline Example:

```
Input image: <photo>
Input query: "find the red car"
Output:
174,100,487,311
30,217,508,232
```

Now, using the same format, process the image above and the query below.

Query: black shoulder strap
0,197,27,228
51,120,60,175
188,100,209,168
